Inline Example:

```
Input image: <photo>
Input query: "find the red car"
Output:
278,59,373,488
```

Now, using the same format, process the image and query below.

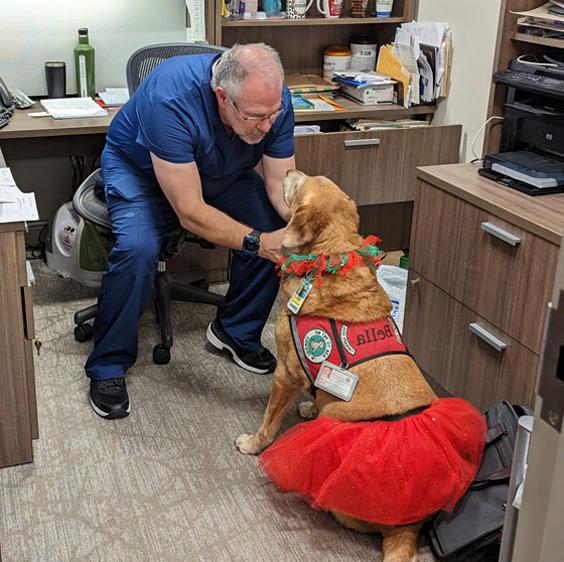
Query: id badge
287,277,312,314
314,361,359,401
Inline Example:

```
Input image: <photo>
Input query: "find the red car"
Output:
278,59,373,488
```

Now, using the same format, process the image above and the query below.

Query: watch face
244,234,260,253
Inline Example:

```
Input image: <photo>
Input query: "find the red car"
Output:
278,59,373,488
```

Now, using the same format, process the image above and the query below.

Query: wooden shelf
223,16,405,27
294,97,435,122
512,32,564,50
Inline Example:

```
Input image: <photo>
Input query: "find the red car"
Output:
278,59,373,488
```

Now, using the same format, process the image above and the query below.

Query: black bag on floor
426,400,534,561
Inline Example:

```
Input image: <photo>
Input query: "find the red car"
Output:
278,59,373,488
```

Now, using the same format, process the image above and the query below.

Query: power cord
470,116,504,162
26,223,48,260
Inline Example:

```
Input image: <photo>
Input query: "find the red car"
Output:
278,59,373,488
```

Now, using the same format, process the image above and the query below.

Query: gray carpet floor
0,263,436,562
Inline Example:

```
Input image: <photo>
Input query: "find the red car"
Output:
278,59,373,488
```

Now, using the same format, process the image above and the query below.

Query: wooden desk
404,163,564,409
0,107,119,139
0,222,37,468
0,107,118,164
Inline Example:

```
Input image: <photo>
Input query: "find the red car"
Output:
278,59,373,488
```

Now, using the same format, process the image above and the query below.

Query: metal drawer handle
344,138,381,148
469,322,508,352
480,222,521,246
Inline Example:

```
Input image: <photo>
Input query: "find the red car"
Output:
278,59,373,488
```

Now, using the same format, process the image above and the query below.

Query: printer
481,54,564,195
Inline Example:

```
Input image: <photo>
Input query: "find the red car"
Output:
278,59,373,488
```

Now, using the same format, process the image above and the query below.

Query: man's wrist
242,229,262,256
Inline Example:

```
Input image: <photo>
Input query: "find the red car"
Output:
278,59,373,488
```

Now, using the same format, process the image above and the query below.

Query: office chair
73,43,226,365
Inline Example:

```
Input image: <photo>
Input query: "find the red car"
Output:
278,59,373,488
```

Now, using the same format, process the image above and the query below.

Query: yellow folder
376,45,411,107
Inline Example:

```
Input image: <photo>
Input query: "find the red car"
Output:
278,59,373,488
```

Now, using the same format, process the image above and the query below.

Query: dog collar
276,235,384,286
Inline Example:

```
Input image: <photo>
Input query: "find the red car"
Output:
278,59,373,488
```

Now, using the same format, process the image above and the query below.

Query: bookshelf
486,0,564,154
207,0,428,121
204,0,462,250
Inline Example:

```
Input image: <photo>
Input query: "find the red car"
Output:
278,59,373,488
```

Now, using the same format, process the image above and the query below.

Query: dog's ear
283,195,320,249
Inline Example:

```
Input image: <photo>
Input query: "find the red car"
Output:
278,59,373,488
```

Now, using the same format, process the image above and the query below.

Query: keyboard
493,70,564,100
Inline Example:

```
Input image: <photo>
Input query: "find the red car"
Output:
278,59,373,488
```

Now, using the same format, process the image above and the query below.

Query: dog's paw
298,401,318,419
235,434,262,455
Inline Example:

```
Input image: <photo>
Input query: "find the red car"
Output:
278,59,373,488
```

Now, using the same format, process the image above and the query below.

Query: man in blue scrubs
87,43,295,419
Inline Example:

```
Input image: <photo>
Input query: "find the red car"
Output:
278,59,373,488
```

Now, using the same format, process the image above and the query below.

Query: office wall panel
2,1,187,96
418,0,502,163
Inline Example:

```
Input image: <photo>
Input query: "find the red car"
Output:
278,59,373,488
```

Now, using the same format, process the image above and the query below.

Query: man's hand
259,228,286,263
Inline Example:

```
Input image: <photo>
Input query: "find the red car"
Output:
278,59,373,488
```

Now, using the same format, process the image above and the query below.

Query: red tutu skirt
259,398,486,526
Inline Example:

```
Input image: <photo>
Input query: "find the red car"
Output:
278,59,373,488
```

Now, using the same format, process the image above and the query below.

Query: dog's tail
381,524,420,562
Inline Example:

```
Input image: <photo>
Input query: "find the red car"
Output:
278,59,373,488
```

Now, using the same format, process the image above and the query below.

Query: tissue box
342,83,394,105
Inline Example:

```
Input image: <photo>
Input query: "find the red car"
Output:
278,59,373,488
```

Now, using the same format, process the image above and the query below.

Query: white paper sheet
0,168,17,186
393,43,420,106
185,0,207,42
0,193,39,223
99,88,130,106
40,98,107,120
418,52,434,103
401,21,448,48
0,167,39,223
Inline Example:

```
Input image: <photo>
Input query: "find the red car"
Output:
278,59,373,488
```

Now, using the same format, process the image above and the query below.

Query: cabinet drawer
404,273,537,410
294,125,461,205
410,182,558,353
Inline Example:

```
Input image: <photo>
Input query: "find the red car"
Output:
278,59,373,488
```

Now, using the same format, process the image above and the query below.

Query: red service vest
289,315,408,383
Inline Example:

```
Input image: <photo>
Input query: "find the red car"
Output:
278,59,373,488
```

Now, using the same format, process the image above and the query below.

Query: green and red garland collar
276,235,384,286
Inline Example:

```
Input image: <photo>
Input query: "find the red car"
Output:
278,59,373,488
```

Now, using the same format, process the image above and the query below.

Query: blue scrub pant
85,172,285,381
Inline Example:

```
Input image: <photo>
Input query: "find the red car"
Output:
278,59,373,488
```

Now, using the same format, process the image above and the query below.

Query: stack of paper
348,118,429,131
332,72,395,105
286,74,339,94
514,2,564,39
98,88,130,107
291,94,344,112
40,97,108,120
0,168,39,224
332,71,395,87
377,21,452,107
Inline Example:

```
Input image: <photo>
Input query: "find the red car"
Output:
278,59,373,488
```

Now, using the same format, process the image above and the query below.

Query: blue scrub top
102,53,295,202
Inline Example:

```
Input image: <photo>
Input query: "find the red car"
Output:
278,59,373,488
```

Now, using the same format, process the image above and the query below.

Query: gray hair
211,43,284,100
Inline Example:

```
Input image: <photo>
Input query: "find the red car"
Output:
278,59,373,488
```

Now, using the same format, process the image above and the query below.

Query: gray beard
233,124,267,145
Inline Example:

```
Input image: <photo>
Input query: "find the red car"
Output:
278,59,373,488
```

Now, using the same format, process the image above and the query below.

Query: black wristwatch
242,229,262,256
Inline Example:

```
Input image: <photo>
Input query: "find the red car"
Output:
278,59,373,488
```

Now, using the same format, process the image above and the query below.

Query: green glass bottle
74,28,95,98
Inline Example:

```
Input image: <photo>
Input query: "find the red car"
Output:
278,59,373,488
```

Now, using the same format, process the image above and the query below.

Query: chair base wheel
74,323,94,343
153,344,171,365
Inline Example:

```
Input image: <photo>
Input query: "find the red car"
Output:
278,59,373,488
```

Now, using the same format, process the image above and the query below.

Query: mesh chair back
126,43,226,95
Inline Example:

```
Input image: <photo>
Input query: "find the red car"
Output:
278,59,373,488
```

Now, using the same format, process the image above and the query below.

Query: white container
350,40,378,72
323,46,351,81
376,0,393,17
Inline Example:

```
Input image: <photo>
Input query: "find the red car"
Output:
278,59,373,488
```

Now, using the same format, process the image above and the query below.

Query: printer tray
478,167,564,196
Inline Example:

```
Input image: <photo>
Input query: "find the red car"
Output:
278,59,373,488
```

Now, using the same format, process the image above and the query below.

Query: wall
418,0,502,162
2,0,187,96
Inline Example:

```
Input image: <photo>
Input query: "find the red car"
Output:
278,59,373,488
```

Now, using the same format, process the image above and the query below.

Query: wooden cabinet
0,222,38,468
295,125,462,204
404,164,564,410
409,178,558,353
207,0,462,249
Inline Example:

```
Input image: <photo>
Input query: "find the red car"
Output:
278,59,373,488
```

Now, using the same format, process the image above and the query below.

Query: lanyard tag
287,277,313,314
314,361,359,401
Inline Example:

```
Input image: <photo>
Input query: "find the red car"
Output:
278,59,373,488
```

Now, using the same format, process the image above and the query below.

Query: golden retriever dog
236,171,486,562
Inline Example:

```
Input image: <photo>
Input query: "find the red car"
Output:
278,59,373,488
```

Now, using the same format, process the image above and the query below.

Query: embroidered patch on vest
303,328,333,363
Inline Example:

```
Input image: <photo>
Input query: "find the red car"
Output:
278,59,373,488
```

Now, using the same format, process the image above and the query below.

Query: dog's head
282,170,361,253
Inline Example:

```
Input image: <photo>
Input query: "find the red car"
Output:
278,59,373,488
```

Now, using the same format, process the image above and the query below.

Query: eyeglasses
229,97,284,123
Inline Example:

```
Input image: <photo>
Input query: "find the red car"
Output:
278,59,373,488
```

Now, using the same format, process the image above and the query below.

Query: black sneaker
206,319,276,374
89,378,131,419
